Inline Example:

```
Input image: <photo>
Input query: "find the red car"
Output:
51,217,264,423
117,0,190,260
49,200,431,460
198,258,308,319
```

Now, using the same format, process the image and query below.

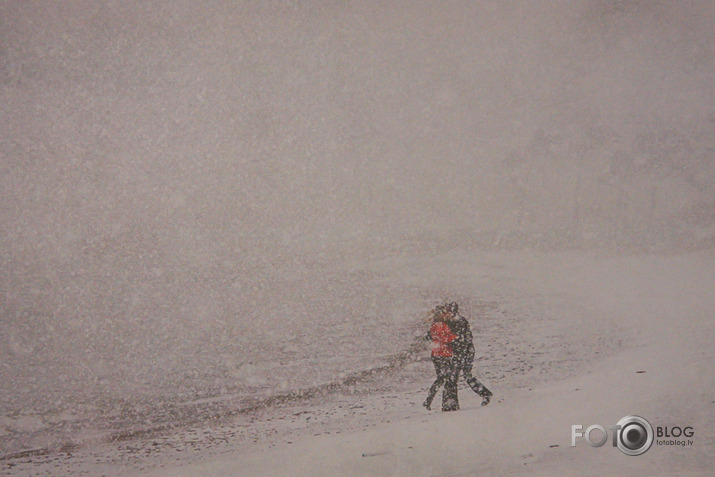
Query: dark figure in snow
446,302,492,406
423,306,460,411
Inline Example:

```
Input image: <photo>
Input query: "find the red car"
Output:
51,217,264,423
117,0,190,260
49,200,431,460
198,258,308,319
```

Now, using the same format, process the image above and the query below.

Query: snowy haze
1,0,714,463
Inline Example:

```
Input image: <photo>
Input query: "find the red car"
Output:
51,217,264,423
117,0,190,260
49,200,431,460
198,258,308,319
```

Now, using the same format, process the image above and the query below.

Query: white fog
1,1,713,475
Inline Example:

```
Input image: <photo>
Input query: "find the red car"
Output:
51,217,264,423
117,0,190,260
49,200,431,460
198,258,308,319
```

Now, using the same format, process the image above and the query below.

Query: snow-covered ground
3,250,713,475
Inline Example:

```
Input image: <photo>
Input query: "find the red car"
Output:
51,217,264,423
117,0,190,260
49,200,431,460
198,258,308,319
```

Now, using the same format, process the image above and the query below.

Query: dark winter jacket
447,315,474,356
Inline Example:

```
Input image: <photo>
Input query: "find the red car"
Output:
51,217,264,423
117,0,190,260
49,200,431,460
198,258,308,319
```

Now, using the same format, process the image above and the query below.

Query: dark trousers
425,356,459,411
454,345,476,381
454,345,491,397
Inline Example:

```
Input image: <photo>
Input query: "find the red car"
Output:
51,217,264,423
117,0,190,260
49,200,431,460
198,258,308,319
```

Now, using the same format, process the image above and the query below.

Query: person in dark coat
423,306,460,411
446,302,492,406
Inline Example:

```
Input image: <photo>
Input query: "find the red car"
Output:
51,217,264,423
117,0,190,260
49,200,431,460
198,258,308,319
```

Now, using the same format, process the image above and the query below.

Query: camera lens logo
572,415,655,456
615,415,654,456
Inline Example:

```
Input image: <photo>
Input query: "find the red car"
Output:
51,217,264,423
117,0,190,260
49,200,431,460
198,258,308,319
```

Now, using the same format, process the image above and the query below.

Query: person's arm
463,318,474,342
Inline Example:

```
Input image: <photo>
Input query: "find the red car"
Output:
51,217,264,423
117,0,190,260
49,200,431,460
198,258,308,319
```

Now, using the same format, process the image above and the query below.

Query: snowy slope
3,251,713,475
139,252,715,477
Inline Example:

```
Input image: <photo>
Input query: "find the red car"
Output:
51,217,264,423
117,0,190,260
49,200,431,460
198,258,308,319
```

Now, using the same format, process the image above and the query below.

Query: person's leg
460,347,475,382
459,347,484,395
459,346,492,404
466,372,493,405
424,376,444,409
424,357,447,409
441,358,460,411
